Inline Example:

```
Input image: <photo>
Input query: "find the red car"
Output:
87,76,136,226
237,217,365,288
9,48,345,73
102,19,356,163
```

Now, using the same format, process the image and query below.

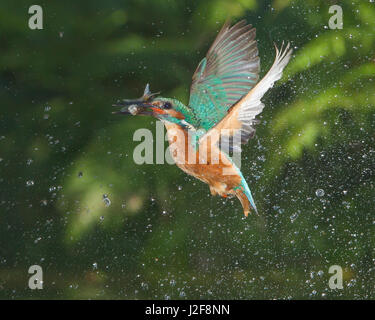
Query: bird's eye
163,102,172,109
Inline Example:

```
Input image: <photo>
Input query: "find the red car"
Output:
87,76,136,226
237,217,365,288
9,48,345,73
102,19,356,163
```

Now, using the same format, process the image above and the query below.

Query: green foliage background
0,0,374,299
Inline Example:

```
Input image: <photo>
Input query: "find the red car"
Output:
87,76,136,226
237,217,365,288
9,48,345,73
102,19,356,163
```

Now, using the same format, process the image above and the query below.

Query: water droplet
69,283,79,289
34,237,42,244
26,180,34,187
103,194,111,207
315,189,325,197
290,213,298,223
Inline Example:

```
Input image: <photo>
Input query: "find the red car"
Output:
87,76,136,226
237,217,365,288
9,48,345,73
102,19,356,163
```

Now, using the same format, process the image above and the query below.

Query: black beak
112,83,160,116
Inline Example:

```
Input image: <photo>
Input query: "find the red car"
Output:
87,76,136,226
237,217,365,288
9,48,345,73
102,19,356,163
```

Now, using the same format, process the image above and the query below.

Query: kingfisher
113,20,292,217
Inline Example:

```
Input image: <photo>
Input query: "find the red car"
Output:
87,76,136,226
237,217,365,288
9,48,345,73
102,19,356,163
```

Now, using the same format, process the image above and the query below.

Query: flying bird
113,20,292,216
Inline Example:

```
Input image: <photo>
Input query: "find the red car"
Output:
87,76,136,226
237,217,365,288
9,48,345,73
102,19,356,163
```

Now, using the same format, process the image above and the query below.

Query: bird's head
113,84,189,126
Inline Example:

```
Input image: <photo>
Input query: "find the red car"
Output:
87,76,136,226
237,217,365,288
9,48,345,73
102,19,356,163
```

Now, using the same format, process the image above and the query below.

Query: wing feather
200,42,293,152
188,20,260,130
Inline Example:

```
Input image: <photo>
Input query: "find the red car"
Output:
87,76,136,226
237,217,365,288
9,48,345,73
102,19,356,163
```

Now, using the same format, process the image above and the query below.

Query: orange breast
164,122,241,192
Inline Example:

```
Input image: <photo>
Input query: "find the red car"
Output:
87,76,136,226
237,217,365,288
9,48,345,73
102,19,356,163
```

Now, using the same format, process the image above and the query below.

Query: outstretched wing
188,20,260,131
200,42,293,152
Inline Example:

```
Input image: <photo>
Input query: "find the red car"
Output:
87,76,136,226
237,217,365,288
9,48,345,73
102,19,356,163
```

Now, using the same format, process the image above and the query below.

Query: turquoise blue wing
188,20,260,131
